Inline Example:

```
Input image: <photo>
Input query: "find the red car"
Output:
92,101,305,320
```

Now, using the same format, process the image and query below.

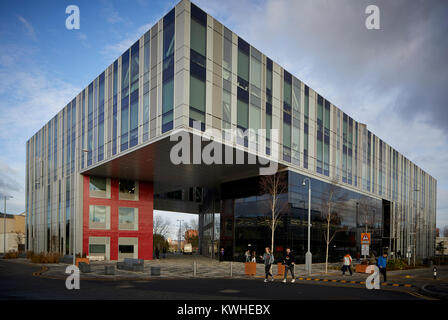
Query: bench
117,258,144,272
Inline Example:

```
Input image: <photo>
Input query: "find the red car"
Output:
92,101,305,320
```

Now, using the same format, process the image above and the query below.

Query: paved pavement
0,259,426,300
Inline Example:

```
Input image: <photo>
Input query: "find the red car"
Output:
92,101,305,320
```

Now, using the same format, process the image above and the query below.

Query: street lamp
3,195,13,254
177,219,184,253
302,178,312,275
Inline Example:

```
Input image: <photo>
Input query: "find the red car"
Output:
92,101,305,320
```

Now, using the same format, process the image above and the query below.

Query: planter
105,265,115,275
244,262,256,275
75,257,90,267
277,263,285,276
151,266,161,276
355,264,368,273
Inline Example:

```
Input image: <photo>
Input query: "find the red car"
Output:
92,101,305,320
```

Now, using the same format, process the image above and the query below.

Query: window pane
190,75,206,112
223,90,231,123
237,99,248,128
249,104,261,130
162,78,174,114
89,176,106,191
90,205,106,223
119,207,135,224
191,18,206,56
119,179,135,194
237,50,249,82
119,245,134,253
89,244,106,254
250,58,261,89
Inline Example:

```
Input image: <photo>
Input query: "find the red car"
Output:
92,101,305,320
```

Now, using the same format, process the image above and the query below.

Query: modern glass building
25,0,437,262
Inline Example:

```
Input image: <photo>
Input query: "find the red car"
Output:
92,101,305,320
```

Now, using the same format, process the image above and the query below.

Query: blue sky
0,0,447,232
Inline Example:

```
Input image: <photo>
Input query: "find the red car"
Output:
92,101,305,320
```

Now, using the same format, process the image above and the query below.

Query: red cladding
82,176,153,260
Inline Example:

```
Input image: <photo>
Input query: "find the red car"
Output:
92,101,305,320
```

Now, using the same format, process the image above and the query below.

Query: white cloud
17,16,37,42
101,23,153,60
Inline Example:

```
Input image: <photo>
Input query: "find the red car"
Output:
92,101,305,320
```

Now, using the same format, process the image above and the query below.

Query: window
119,179,135,194
190,76,206,112
119,207,138,230
119,207,135,224
89,176,106,191
89,205,110,230
119,245,134,254
162,9,175,133
89,244,106,254
90,205,106,223
189,4,207,131
119,179,138,200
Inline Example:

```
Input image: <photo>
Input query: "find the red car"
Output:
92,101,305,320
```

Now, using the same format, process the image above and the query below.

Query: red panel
82,175,153,260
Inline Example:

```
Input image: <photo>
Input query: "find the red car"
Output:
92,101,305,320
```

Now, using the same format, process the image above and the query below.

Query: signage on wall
361,233,371,244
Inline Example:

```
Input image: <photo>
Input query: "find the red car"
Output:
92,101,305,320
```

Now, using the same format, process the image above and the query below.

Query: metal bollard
433,266,437,280
230,262,233,277
193,261,197,277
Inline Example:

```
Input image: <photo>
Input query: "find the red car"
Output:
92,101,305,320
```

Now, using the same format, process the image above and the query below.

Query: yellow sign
361,233,371,244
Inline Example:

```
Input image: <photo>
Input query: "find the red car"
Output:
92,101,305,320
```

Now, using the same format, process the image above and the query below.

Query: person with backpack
282,248,295,283
342,253,353,276
260,247,275,282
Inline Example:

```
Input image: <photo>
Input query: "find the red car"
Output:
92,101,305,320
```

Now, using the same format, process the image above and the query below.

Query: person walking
377,252,388,282
342,253,353,276
162,246,167,259
155,246,160,259
244,249,251,262
260,247,275,282
219,248,225,262
282,248,295,283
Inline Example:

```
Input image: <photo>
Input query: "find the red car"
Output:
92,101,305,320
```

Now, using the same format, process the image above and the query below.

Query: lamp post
3,195,13,254
302,178,312,274
177,219,184,253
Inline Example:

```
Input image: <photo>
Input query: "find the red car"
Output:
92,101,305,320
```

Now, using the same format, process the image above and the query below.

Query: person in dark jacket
162,246,167,259
282,248,295,283
377,252,388,282
155,247,160,259
219,248,225,262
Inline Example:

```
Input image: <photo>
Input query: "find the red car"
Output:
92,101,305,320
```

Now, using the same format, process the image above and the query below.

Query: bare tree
320,177,347,273
153,215,171,239
443,226,448,237
357,196,376,234
259,172,288,255
14,231,25,252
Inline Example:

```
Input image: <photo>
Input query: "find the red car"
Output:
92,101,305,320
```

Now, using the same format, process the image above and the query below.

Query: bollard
433,266,437,280
230,262,233,277
193,261,197,277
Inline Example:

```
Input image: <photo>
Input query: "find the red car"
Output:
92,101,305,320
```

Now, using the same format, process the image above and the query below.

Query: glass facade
221,171,384,262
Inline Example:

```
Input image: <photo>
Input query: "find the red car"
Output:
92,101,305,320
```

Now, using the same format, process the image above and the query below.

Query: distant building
436,237,448,255
0,212,26,253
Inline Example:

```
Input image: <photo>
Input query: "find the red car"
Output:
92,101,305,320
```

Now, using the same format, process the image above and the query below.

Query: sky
0,0,447,230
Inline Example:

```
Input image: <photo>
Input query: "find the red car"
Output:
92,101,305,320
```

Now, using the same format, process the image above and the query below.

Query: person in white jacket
342,253,353,276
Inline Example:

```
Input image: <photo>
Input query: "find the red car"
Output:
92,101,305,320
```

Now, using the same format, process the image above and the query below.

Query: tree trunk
325,218,330,273
271,219,275,256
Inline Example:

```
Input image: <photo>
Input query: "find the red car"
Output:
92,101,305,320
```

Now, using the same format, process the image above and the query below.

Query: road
0,260,424,300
